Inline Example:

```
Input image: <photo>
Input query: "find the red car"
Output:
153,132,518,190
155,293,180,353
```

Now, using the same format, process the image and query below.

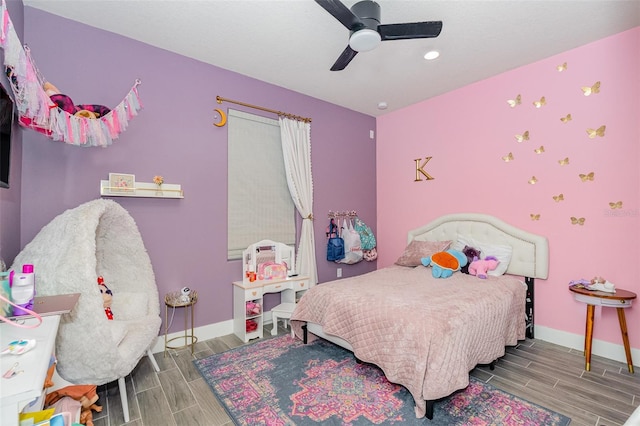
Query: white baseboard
152,320,638,368
151,319,234,354
534,325,639,367
151,312,277,354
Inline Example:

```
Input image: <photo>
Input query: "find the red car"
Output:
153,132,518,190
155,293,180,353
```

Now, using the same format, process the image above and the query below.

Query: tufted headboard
407,213,549,280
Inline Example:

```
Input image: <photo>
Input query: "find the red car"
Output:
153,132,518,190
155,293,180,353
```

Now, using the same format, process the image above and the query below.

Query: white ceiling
23,0,640,117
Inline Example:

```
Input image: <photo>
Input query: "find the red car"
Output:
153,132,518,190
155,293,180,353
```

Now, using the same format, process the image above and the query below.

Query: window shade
227,109,296,259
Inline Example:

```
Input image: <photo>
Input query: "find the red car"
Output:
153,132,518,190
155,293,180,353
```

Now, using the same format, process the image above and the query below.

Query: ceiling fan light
349,29,381,52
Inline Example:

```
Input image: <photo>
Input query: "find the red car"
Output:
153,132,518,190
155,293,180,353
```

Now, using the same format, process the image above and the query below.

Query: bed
290,213,549,420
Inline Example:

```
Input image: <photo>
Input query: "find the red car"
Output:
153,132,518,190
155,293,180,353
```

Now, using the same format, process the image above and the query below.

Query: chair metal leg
118,376,129,423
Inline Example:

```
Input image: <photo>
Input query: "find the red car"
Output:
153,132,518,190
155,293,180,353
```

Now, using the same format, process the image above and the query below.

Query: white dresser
1,315,60,426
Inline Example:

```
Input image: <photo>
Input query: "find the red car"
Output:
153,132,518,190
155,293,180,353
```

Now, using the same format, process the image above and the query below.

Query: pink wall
377,28,639,351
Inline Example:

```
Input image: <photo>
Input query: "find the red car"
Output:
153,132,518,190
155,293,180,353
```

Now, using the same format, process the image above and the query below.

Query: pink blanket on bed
291,265,526,418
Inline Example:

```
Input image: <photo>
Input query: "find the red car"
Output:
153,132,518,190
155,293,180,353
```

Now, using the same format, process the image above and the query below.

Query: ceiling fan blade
379,21,443,40
315,0,364,31
330,45,359,71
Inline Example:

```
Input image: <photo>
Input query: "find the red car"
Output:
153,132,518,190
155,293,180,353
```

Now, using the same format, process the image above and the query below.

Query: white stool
271,303,296,337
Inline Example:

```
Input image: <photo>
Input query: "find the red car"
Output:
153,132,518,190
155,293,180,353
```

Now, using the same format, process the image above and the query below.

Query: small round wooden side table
569,285,636,373
164,291,198,357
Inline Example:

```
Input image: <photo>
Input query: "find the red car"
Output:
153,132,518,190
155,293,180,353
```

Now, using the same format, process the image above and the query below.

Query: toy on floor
468,256,500,279
45,384,102,426
97,276,114,320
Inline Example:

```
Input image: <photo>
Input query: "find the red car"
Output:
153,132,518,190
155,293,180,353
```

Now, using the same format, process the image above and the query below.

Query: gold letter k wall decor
414,157,434,182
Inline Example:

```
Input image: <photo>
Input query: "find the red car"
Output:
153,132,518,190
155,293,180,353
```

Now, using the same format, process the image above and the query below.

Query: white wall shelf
100,180,184,199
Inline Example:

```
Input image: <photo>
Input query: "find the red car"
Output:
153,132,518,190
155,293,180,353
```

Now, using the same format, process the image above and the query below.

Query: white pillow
453,235,512,276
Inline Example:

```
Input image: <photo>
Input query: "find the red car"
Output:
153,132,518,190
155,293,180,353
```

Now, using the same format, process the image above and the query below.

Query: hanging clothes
337,217,363,264
354,217,377,261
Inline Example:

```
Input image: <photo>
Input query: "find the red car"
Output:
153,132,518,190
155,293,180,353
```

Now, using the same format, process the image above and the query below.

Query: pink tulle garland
0,0,141,147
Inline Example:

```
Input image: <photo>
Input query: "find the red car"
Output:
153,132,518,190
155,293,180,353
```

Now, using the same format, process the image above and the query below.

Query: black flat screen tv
0,81,14,189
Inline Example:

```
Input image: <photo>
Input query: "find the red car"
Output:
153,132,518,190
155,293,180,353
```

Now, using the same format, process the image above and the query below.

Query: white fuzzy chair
11,199,161,422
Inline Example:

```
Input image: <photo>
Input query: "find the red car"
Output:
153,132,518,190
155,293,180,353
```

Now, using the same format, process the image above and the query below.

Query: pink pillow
395,240,452,267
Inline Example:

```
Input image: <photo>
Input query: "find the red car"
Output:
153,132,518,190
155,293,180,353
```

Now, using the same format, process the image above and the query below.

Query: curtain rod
216,96,311,123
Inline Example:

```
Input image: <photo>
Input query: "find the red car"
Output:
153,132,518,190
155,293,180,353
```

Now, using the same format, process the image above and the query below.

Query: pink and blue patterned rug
193,335,571,425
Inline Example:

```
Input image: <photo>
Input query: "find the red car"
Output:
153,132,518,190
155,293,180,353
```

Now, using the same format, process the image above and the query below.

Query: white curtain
279,117,318,286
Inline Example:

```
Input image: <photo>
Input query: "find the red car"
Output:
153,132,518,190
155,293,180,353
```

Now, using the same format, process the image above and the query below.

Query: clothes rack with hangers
327,210,357,219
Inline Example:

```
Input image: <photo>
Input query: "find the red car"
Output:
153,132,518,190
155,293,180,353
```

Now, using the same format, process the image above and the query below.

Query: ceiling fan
315,0,443,71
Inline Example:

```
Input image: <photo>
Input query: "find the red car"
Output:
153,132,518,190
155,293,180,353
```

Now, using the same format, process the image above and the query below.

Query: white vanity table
0,315,60,426
233,276,309,342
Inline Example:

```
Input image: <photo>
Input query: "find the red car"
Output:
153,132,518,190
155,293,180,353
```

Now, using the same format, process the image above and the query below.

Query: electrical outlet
337,268,342,278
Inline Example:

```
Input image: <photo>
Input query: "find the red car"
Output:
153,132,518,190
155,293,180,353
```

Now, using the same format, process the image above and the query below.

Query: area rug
194,335,571,425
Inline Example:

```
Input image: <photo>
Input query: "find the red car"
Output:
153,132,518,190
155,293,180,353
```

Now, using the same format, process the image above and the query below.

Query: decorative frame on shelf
100,180,184,199
108,173,135,194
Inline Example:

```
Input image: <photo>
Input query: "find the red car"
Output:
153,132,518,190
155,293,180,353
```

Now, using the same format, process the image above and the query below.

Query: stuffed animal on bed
421,249,468,278
468,256,500,279
460,245,481,274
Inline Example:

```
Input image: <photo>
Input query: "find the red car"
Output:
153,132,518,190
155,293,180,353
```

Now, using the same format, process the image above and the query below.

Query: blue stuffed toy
421,249,468,278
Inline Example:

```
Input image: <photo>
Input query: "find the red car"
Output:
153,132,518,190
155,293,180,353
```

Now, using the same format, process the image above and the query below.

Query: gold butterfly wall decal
553,194,565,202
609,201,623,209
530,214,540,221
515,131,530,142
560,114,572,123
570,217,586,226
528,176,538,185
534,146,545,154
502,152,514,162
579,172,595,182
558,157,569,166
586,125,606,138
581,81,601,96
556,62,567,72
507,94,521,108
533,96,546,108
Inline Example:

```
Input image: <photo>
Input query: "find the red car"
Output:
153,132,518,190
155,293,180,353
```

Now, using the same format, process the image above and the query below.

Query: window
227,109,295,259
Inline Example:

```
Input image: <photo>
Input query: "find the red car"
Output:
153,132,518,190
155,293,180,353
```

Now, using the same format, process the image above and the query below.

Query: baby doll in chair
97,276,114,320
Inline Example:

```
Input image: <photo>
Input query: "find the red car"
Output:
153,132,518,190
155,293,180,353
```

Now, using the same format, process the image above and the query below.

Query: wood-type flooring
91,325,639,426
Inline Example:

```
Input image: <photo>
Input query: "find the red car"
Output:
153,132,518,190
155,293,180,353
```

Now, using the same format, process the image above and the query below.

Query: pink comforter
291,266,526,418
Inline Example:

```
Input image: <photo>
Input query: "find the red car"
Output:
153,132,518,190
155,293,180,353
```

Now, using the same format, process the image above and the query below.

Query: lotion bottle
10,264,35,316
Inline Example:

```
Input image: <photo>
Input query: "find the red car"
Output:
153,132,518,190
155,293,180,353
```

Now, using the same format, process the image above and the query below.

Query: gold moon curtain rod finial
216,95,311,123
213,108,227,127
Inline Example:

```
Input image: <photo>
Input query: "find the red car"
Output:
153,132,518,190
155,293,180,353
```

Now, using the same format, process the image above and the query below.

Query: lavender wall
18,7,377,332
0,0,24,268
377,28,639,353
